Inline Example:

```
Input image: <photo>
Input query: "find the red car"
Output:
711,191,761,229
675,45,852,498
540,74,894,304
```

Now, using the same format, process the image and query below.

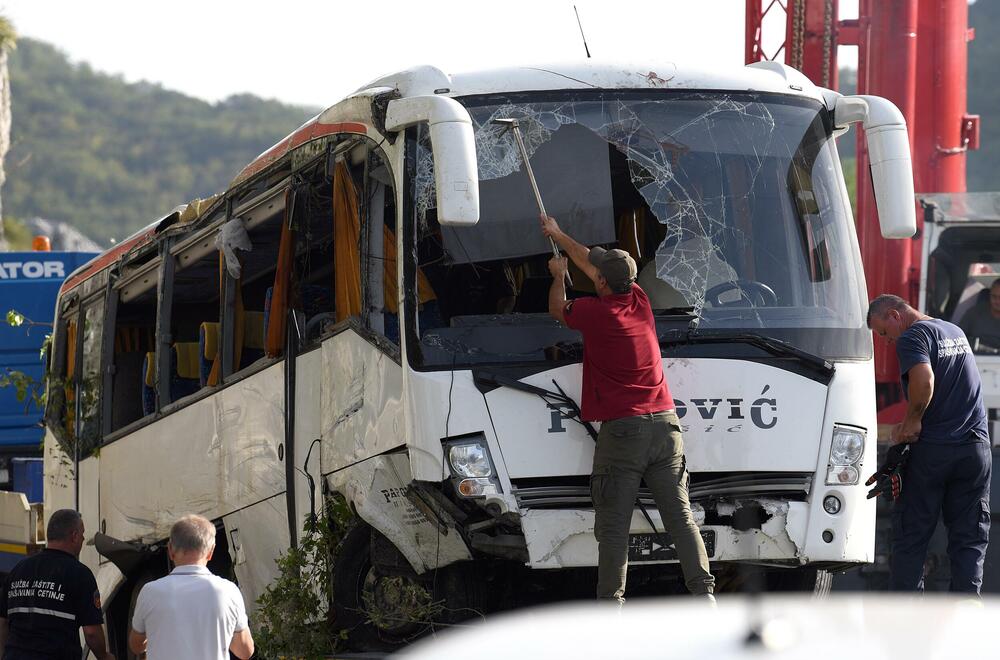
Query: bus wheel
765,567,833,597
333,523,434,650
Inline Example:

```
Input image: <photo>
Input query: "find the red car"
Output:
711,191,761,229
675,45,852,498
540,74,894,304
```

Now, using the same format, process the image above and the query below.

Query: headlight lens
448,443,492,478
458,478,499,497
823,495,842,515
826,465,860,485
829,427,865,466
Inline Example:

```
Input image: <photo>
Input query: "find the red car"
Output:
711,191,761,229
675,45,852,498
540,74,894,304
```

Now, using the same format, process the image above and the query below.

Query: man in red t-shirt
542,214,715,603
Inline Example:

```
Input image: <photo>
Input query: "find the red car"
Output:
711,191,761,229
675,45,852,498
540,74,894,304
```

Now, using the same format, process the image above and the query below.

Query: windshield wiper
474,370,597,440
658,329,835,380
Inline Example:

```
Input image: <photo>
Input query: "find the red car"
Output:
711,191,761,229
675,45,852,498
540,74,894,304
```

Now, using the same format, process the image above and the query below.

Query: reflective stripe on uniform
7,607,76,620
0,543,27,555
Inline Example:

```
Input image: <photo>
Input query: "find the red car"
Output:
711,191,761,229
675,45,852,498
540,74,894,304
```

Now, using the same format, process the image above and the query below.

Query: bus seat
174,343,200,378
242,311,266,365
139,344,202,413
112,326,154,427
194,315,273,378
141,352,156,416
199,322,220,386
201,322,220,360
172,343,201,401
244,312,265,350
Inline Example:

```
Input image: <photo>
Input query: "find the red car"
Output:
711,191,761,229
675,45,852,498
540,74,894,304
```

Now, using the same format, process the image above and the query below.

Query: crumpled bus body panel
93,363,286,544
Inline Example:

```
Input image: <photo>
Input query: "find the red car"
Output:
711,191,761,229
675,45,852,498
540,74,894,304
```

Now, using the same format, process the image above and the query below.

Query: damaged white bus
42,61,915,652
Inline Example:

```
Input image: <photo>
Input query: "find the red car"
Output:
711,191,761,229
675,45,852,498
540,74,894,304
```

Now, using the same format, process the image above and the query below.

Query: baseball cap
588,247,637,292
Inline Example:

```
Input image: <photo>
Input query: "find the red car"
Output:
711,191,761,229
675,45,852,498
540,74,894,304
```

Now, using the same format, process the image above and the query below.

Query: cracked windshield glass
411,93,868,368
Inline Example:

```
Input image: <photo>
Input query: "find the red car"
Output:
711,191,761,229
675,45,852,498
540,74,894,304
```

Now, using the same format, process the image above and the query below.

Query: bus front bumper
517,499,858,568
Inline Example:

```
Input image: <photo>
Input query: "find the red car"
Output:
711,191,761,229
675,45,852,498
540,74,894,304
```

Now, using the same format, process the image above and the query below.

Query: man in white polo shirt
128,515,254,660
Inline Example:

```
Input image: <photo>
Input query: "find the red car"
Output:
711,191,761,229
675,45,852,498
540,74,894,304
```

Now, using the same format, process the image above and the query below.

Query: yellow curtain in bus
266,196,296,357
333,162,362,322
118,327,153,354
65,320,77,381
382,225,436,315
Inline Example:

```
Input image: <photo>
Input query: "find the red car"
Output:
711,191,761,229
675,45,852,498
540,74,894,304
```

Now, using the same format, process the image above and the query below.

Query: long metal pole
507,124,573,286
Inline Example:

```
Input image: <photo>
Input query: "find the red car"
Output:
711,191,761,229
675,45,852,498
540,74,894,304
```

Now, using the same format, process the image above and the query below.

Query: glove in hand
865,444,910,502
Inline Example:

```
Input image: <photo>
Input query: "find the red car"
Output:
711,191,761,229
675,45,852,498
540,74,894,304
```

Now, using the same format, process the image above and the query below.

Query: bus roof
59,222,158,296
360,60,824,101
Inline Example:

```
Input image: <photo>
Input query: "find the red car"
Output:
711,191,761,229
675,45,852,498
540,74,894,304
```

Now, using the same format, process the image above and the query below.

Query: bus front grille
511,472,814,510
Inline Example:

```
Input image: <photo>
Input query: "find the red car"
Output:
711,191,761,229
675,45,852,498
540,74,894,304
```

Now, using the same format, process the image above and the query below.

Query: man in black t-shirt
868,294,991,593
0,509,114,660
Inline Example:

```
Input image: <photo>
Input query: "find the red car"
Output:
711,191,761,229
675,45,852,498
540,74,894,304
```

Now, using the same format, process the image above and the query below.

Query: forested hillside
4,39,315,245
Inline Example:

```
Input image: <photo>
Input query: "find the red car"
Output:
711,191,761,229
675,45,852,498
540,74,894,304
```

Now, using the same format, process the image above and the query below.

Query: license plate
628,530,716,562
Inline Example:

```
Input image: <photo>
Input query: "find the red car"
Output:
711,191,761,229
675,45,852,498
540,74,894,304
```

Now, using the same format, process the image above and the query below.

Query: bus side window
295,162,336,347
294,138,390,347
110,265,158,431
166,243,221,402
232,201,285,372
44,308,76,453
77,298,105,456
358,140,430,347
361,145,396,341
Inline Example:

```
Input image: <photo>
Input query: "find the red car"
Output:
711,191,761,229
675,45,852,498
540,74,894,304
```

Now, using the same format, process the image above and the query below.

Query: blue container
11,457,43,502
1,251,98,451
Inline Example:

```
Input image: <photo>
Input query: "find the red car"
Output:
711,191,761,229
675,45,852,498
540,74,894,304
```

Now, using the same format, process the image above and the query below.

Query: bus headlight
442,434,503,498
448,442,492,478
830,427,864,465
826,425,866,485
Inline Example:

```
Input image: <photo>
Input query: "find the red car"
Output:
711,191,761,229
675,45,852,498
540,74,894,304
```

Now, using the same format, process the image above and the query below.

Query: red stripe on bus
60,227,158,294
235,121,368,183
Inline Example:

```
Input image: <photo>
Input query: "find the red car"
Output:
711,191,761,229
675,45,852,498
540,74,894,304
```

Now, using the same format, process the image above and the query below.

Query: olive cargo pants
591,410,715,601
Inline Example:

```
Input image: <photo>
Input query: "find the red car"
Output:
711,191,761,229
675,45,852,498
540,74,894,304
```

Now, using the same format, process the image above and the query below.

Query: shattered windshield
407,92,869,369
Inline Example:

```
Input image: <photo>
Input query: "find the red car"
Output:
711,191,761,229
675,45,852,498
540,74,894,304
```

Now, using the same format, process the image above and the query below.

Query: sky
0,0,860,109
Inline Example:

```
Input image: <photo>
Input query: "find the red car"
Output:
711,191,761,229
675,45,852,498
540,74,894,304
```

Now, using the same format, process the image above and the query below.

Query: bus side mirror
834,95,916,239
385,96,480,226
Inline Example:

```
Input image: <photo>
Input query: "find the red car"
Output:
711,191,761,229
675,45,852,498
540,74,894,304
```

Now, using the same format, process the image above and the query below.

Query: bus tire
333,523,433,650
433,560,488,626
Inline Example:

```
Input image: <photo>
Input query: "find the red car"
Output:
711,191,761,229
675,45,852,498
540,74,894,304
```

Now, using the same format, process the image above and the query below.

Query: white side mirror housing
834,95,916,239
385,95,480,226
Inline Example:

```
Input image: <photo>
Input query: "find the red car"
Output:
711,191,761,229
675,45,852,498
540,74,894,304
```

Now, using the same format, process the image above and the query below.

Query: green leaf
6,310,25,327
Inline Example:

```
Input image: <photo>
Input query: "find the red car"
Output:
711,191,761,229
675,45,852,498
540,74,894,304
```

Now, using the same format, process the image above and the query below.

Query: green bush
253,497,352,659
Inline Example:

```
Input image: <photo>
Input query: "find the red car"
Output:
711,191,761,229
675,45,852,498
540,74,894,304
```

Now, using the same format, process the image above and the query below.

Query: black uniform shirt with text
896,318,990,443
0,548,103,659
